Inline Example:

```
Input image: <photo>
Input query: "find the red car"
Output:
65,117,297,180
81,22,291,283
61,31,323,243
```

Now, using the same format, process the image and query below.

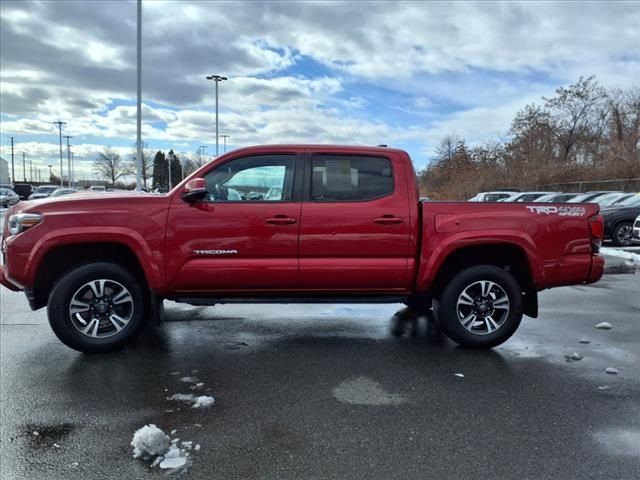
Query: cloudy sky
1,0,639,182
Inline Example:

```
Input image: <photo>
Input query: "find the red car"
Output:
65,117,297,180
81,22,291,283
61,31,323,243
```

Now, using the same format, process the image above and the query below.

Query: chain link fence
536,178,640,193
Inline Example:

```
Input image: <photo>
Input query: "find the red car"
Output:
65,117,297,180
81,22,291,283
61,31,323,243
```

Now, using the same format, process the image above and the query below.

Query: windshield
613,194,640,207
0,188,12,195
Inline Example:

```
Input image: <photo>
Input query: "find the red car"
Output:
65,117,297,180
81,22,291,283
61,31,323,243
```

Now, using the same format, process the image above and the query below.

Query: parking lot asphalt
1,274,639,480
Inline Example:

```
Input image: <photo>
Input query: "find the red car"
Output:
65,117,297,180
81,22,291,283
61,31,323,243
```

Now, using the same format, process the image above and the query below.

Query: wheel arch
29,242,152,310
423,243,538,318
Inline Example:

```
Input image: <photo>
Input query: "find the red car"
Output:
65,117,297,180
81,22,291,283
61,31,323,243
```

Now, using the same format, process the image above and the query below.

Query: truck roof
226,144,408,156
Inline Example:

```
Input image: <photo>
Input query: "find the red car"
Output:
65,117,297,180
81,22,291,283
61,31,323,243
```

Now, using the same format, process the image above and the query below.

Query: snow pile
131,424,170,459
168,393,215,408
131,425,195,471
179,376,200,384
595,322,613,330
601,247,640,263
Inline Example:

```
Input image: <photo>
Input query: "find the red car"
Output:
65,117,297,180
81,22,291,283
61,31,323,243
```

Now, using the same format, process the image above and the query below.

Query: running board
170,295,408,306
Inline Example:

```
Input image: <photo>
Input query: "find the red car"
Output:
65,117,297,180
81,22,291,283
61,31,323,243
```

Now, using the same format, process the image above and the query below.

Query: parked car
50,188,78,197
534,193,579,203
28,185,59,200
0,144,604,353
12,183,33,200
594,192,634,208
468,191,517,202
88,185,107,192
632,214,640,245
0,188,20,208
567,191,620,203
500,191,559,202
601,194,640,246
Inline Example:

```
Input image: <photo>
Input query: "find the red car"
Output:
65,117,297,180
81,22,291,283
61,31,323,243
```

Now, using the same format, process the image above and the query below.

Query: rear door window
311,155,393,202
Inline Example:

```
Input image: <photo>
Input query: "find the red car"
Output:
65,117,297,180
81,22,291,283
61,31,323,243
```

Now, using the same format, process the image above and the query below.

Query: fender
24,227,165,291
415,229,543,293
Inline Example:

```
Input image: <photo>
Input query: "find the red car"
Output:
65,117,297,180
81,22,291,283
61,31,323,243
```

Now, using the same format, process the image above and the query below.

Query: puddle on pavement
593,429,640,457
22,423,75,448
332,376,408,406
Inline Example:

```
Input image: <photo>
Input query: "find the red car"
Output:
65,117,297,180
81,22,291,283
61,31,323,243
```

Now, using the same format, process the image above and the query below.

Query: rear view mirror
181,178,207,203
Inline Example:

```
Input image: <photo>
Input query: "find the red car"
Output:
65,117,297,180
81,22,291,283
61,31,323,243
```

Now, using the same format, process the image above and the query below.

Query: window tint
311,155,393,202
203,154,295,202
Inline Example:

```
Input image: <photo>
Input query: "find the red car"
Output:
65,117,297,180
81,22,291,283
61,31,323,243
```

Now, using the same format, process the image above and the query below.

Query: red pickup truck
1,145,604,353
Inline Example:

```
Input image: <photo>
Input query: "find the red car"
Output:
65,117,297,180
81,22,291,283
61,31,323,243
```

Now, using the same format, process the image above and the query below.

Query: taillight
589,215,604,253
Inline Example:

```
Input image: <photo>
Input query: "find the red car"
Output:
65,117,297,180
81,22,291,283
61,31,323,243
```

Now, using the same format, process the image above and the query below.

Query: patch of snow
168,393,215,408
605,367,619,375
70,462,79,468
158,446,188,470
598,385,611,391
33,431,39,436
170,429,177,436
595,322,613,330
565,352,584,361
454,373,465,378
193,396,215,408
131,424,170,459
179,376,200,384
194,444,201,451
601,247,640,263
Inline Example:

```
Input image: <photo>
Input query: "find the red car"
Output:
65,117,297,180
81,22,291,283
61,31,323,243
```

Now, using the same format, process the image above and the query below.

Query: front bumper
0,265,22,291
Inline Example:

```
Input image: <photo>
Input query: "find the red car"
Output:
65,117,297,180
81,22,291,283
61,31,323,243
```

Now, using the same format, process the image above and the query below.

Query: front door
166,152,301,293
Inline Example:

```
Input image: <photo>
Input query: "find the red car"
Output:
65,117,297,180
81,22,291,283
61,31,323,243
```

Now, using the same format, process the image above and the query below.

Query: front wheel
438,265,523,349
47,262,148,353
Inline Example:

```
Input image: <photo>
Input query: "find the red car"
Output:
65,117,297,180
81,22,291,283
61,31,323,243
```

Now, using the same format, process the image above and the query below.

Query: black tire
438,265,523,349
611,221,633,247
47,262,148,353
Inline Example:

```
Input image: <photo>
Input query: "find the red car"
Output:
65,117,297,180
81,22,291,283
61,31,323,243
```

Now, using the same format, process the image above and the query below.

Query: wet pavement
1,274,639,480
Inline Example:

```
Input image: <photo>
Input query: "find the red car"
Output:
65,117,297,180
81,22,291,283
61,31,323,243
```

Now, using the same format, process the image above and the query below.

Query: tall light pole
53,121,66,187
199,145,207,165
48,164,53,182
220,134,230,153
135,0,142,191
205,74,227,157
63,135,72,187
71,152,75,188
22,152,26,182
10,136,15,184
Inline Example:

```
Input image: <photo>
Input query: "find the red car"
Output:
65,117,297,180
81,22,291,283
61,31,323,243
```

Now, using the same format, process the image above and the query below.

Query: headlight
8,213,43,236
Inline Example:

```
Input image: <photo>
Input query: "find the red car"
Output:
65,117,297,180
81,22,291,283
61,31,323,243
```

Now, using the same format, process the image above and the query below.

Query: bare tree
94,146,126,187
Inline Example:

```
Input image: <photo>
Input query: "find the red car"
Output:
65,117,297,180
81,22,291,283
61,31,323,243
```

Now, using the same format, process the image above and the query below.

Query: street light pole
205,74,227,157
10,136,15,183
22,152,26,182
63,135,72,187
53,121,66,187
48,164,53,182
220,134,230,153
199,145,207,165
136,0,142,192
71,152,75,188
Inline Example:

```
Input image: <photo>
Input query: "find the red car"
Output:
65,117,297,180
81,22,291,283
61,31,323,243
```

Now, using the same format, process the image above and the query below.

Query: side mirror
181,178,207,203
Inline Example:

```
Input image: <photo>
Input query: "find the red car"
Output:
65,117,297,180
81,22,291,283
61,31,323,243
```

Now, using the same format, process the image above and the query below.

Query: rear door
166,152,302,292
298,151,413,291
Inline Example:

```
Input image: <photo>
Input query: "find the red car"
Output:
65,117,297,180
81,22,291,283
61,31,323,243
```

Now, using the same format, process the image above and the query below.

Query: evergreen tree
168,150,182,187
151,150,167,189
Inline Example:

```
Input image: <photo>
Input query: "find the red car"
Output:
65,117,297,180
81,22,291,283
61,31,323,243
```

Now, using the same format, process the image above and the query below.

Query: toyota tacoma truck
0,145,604,353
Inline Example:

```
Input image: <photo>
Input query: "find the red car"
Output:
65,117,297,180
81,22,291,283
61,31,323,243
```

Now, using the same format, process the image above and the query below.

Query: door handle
373,215,403,225
265,215,297,225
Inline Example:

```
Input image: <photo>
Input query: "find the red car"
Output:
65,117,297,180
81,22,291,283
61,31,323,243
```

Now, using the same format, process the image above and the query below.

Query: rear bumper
0,265,22,292
586,255,604,284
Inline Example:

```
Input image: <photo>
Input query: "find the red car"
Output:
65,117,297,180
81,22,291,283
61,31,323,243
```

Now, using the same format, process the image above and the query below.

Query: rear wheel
47,262,148,353
612,221,633,247
438,265,523,349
